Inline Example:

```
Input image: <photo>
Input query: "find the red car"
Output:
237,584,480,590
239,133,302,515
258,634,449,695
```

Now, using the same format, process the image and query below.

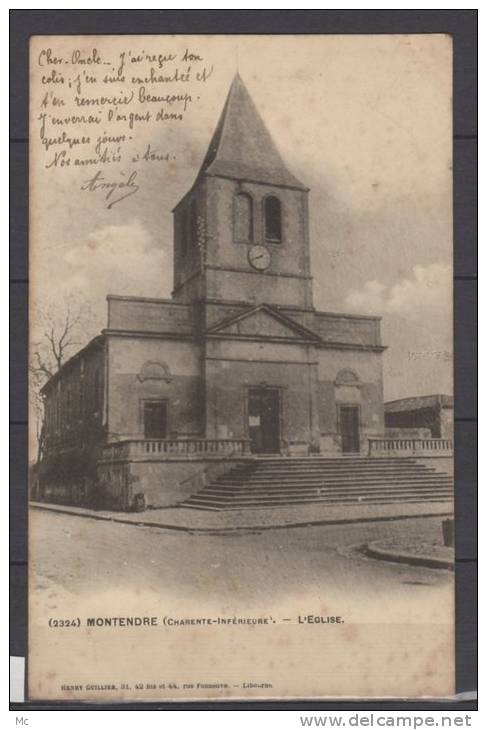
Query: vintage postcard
28,34,454,701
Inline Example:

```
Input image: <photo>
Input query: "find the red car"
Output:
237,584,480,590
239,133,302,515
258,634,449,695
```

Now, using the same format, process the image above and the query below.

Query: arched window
264,196,282,243
335,369,361,387
137,361,172,383
234,192,253,242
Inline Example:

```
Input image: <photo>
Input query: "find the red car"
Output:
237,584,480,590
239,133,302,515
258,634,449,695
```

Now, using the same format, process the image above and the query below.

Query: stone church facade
37,75,386,510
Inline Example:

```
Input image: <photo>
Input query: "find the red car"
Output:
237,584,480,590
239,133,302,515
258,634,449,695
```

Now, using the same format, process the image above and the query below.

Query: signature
80,169,140,209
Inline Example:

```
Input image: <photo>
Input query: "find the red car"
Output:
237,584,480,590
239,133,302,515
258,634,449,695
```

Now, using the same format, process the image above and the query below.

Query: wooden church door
248,387,281,454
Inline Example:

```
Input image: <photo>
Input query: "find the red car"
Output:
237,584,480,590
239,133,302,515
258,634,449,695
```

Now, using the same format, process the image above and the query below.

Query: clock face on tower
248,244,271,271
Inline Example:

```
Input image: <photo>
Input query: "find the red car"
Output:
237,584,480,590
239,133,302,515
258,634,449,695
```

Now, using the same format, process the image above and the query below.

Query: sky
30,34,453,417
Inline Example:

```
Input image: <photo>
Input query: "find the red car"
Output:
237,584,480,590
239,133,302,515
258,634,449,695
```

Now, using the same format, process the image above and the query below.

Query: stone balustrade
101,438,251,462
368,438,453,456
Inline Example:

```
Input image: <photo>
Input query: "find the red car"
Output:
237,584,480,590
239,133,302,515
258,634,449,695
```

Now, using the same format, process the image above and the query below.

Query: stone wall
107,296,195,335
202,176,313,308
385,427,432,439
97,456,244,509
204,337,320,451
107,335,204,440
440,407,454,439
203,300,251,329
172,180,207,298
38,338,107,504
314,312,382,348
204,268,312,310
317,348,384,453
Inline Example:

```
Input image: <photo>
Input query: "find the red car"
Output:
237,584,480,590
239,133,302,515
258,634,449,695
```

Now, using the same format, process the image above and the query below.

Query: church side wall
36,339,106,505
107,335,204,440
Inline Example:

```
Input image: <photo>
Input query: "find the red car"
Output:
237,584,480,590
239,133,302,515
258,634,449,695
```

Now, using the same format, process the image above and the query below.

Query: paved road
30,509,452,611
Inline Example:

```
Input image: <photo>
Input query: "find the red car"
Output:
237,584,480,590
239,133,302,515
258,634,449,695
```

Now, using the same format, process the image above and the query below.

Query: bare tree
29,296,96,463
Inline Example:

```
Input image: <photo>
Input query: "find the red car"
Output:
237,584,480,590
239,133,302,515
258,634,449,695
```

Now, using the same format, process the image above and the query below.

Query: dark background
10,9,477,712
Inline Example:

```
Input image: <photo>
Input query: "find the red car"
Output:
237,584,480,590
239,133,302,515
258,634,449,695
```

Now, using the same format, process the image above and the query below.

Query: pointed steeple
198,74,307,190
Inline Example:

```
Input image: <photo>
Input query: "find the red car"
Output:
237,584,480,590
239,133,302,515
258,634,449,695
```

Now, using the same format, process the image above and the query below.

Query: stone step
180,455,453,512
243,457,427,465
215,477,453,489
221,464,448,477
226,467,442,479
242,461,440,469
183,494,453,510
234,456,432,469
186,487,453,502
216,483,453,493
228,468,445,479
185,483,453,499
225,462,448,473
204,483,453,496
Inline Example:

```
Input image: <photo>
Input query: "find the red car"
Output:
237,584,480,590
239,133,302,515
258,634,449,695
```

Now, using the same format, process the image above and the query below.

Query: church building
37,74,386,510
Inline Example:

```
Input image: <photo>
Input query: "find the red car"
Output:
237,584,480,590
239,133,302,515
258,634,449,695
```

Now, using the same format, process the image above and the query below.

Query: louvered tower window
264,196,282,243
234,192,253,242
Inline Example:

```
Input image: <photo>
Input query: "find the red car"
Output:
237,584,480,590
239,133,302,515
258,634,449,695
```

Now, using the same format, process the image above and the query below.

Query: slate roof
196,73,307,191
384,394,453,413
40,335,105,395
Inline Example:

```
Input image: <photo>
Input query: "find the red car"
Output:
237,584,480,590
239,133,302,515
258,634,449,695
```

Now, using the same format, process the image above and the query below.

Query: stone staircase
180,456,454,511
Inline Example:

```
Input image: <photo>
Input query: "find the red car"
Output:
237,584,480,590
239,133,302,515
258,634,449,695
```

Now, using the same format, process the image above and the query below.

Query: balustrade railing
101,438,251,461
368,438,453,456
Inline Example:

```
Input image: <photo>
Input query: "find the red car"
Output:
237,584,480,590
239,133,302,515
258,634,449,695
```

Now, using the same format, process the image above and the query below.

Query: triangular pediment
206,305,321,343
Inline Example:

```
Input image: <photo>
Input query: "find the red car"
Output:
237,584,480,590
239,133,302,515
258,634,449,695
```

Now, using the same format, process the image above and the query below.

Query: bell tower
172,74,314,310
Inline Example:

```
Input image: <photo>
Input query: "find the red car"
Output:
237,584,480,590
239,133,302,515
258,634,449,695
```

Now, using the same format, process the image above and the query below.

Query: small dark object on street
442,518,454,547
132,492,147,513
